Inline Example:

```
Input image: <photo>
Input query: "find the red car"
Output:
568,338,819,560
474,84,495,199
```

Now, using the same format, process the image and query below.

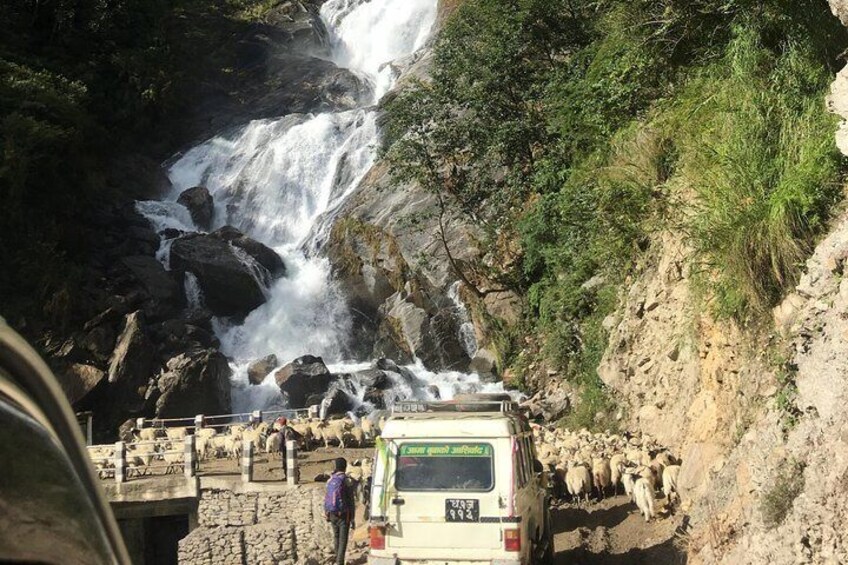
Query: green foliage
761,458,805,528
666,26,844,320
384,0,847,422
0,0,273,324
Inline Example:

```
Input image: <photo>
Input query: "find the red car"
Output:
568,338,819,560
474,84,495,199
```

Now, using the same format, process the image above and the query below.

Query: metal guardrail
85,408,313,485
393,399,520,414
141,408,312,430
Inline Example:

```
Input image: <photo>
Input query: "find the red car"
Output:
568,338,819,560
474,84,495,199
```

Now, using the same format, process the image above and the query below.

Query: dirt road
552,494,686,564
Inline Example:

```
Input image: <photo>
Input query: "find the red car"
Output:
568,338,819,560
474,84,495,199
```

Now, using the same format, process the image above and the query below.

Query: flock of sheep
88,415,384,479
89,413,682,526
532,423,681,522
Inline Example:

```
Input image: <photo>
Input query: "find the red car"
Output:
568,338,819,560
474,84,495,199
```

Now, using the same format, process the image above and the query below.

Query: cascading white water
448,281,479,359
139,0,512,413
322,0,438,101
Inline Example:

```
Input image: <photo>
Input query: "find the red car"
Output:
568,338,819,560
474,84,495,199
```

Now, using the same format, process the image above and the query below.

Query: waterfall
139,0,511,414
448,281,479,359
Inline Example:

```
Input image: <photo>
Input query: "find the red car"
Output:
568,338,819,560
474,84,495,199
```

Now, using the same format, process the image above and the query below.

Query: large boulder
177,186,215,230
362,387,387,409
248,354,278,385
153,318,220,356
60,364,106,405
155,349,232,418
349,368,392,391
321,387,354,417
274,355,333,408
377,294,471,371
212,226,285,277
428,307,471,370
469,348,499,383
107,311,160,409
121,255,186,319
170,233,267,317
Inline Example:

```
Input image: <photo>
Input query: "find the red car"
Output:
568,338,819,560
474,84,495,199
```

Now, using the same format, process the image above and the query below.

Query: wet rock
248,354,279,385
156,349,232,418
79,325,117,362
427,307,471,370
523,389,570,422
170,233,267,317
377,295,470,371
177,186,215,229
108,312,160,409
154,319,220,355
118,419,136,442
322,387,354,417
350,368,391,390
121,255,186,318
375,358,401,373
211,226,286,278
160,228,186,240
60,363,106,405
362,387,387,409
275,355,333,408
469,348,499,383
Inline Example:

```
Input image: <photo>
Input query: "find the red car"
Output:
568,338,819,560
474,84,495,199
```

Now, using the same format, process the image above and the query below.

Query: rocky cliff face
324,22,522,375
591,3,848,560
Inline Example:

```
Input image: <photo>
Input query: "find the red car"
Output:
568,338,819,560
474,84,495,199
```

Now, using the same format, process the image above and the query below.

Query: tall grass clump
666,26,844,321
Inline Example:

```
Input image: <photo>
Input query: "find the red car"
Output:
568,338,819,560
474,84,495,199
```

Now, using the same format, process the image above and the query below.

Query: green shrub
384,0,847,422
761,459,805,528
665,26,844,321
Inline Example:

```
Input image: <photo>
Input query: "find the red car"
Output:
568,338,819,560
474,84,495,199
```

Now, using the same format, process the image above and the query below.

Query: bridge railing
86,408,311,485
135,408,312,435
87,436,197,484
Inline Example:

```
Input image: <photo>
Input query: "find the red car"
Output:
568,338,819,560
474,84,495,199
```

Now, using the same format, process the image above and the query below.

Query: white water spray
139,0,510,413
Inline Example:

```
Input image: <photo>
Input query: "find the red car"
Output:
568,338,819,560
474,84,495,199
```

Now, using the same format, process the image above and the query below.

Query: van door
513,434,544,557
386,441,503,553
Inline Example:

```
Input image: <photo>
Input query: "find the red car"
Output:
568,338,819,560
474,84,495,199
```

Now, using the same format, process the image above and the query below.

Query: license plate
445,498,479,522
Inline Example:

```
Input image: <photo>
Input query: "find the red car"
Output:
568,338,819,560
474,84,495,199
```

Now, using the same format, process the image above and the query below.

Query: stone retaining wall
178,485,333,564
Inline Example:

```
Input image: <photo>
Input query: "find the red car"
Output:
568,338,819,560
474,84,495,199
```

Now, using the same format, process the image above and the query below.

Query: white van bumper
368,558,520,565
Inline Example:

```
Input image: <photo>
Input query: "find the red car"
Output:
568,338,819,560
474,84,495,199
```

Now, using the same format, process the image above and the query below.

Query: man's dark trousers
329,513,350,565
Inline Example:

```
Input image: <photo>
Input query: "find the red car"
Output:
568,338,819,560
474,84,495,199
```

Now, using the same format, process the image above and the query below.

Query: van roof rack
392,399,521,415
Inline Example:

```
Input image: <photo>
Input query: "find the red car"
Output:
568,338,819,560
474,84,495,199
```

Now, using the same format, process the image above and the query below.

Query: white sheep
127,443,156,476
195,427,217,441
224,435,243,459
565,462,593,504
242,428,265,451
591,457,611,500
610,453,626,494
662,465,681,507
318,419,351,448
165,427,188,441
136,428,161,441
622,469,636,502
361,418,375,439
266,431,282,454
161,443,184,474
88,447,114,479
349,425,365,447
633,477,655,522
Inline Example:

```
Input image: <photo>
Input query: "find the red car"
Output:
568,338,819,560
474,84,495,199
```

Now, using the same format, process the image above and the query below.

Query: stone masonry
178,485,334,565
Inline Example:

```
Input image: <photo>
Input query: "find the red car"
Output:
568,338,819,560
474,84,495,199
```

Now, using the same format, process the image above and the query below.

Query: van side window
522,436,534,478
513,441,527,488
516,438,533,488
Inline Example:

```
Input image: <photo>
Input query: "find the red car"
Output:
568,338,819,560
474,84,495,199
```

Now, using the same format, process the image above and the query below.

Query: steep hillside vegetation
0,0,321,332
383,0,848,428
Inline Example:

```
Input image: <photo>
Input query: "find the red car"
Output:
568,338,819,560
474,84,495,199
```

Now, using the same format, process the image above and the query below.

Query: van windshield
395,443,494,491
